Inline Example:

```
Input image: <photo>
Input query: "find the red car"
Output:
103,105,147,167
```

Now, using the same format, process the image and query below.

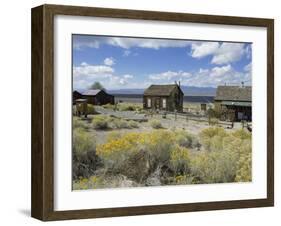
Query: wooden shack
82,89,114,105
214,85,252,121
74,98,88,117
73,90,83,103
143,83,184,112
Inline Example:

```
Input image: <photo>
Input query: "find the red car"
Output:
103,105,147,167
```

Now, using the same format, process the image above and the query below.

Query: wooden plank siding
143,84,183,112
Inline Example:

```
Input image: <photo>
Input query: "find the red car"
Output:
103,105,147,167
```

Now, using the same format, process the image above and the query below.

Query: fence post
241,120,245,128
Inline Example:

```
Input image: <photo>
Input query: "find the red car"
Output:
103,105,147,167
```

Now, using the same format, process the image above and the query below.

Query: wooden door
155,98,160,109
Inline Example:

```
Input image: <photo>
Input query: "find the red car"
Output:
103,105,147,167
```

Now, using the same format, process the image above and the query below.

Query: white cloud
244,62,252,72
190,42,219,58
148,65,251,88
123,74,133,79
80,62,88,66
74,37,250,69
187,65,250,87
190,42,246,65
74,36,250,68
104,57,115,66
74,36,192,50
116,74,134,86
149,71,192,82
73,63,251,90
245,45,252,59
73,62,136,90
211,43,245,64
74,63,114,78
149,71,178,80
73,40,100,50
123,50,131,57
242,63,252,85
107,37,191,49
118,78,127,85
210,65,232,77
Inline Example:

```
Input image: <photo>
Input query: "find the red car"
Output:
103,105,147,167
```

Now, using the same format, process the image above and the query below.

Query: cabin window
147,98,151,108
162,98,166,109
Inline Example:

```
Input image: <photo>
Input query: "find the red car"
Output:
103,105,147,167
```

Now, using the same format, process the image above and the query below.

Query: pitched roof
82,89,102,96
215,86,252,101
144,84,182,96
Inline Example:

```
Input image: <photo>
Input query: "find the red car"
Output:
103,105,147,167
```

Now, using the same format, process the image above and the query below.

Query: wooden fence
152,110,234,126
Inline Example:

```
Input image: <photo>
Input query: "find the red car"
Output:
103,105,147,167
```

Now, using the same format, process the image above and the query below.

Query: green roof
221,101,251,107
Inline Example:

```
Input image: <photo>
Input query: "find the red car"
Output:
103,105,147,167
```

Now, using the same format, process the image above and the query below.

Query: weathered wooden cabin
143,84,184,112
82,89,114,105
73,90,83,103
214,85,252,121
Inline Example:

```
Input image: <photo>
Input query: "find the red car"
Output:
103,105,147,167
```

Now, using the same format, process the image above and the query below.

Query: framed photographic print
31,4,274,221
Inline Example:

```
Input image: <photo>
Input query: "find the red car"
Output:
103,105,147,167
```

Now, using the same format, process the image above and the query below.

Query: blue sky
72,35,252,90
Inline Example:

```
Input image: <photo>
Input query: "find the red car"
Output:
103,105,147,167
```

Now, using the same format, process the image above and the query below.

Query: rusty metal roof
82,89,102,96
144,84,182,96
215,86,251,101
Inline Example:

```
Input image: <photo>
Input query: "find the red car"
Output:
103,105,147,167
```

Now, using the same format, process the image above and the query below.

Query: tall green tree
90,82,105,90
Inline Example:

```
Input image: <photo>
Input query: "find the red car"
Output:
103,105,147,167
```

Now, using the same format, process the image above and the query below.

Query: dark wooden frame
31,4,274,221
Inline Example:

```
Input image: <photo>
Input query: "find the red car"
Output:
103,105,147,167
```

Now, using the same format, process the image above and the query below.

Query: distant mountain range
108,86,217,96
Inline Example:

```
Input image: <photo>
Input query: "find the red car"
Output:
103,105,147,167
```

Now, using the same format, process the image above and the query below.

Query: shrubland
91,115,139,130
73,123,252,189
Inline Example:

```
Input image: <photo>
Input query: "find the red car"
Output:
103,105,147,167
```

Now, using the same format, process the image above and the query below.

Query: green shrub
87,104,96,114
170,175,194,185
232,129,251,140
128,120,139,128
235,139,252,182
117,103,141,111
76,126,252,187
92,115,109,129
207,108,221,119
145,130,175,165
222,131,252,182
111,118,130,129
92,115,140,130
96,131,175,183
73,117,89,129
199,127,228,151
72,128,101,180
73,128,96,155
191,128,252,183
73,175,138,190
170,145,190,174
174,130,200,149
118,103,134,111
102,103,115,110
96,132,144,181
209,117,219,125
150,120,162,129
106,131,123,142
190,149,237,183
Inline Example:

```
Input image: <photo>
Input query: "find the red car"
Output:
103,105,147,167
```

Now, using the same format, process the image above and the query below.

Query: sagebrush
73,126,252,189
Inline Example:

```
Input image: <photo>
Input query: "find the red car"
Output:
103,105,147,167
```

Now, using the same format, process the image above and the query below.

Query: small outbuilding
74,98,88,117
214,85,252,121
82,89,114,105
73,90,83,103
143,83,184,112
